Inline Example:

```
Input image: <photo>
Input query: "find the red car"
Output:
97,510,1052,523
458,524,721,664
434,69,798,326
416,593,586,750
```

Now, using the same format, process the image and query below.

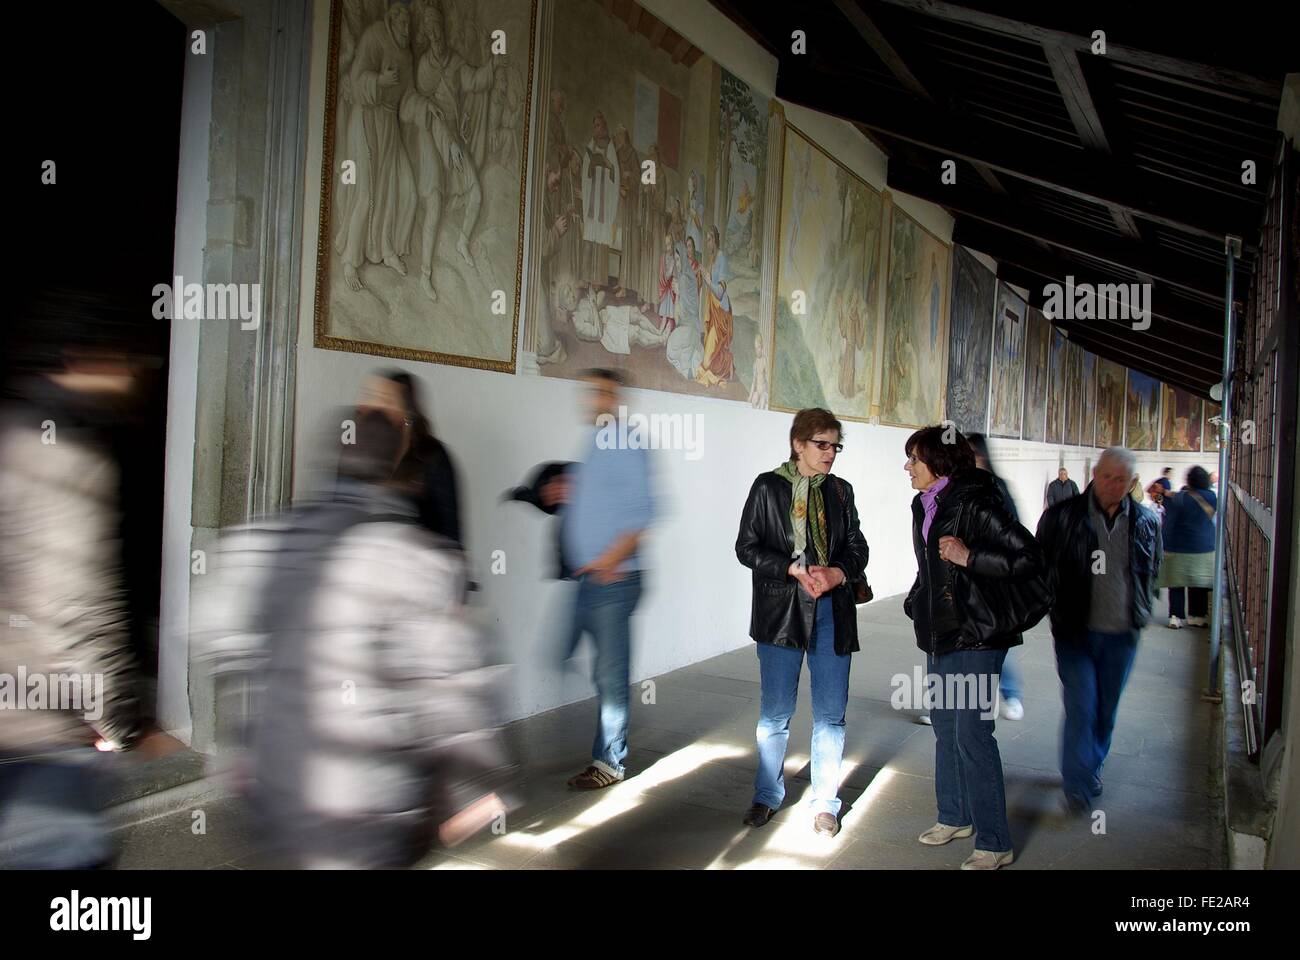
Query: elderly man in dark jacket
1036,446,1162,811
1045,467,1080,508
195,408,512,868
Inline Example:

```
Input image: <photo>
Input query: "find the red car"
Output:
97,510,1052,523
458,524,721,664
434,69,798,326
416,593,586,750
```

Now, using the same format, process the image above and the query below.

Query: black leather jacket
905,468,1046,656
735,472,869,655
1035,483,1162,643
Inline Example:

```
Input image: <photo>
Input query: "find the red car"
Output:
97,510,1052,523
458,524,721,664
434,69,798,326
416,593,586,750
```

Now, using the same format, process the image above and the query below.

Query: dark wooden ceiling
709,0,1297,398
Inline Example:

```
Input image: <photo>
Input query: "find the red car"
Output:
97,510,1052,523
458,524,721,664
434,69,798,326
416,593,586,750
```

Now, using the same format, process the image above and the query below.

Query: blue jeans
928,648,1011,852
563,571,643,777
753,596,851,816
1054,630,1139,802
999,649,1022,702
0,749,119,868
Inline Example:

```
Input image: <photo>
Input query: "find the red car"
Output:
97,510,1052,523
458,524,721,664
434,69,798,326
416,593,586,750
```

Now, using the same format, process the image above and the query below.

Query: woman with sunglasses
735,408,869,837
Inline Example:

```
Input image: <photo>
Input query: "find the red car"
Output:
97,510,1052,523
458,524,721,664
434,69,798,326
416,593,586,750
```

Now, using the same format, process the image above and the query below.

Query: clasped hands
787,561,846,599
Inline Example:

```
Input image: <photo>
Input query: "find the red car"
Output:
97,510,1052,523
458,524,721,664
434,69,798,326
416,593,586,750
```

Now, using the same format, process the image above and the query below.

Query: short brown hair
905,424,975,478
790,408,843,459
579,367,627,387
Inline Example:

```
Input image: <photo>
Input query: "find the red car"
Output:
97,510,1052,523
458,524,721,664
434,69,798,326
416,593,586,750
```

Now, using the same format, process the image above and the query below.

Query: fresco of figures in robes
1060,340,1081,444
1062,341,1086,446
943,246,995,434
1125,370,1162,450
1021,306,1050,442
314,0,536,370
1204,402,1222,452
1076,348,1098,448
525,0,770,402
880,209,951,428
1160,384,1203,451
1045,326,1068,444
988,282,1027,439
770,125,883,420
1095,358,1127,447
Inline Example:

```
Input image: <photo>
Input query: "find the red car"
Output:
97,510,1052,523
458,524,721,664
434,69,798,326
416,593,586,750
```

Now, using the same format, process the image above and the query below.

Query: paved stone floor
113,592,1225,870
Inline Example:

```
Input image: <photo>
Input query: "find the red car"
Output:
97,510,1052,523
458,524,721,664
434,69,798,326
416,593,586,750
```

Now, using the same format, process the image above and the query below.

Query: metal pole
1205,236,1240,701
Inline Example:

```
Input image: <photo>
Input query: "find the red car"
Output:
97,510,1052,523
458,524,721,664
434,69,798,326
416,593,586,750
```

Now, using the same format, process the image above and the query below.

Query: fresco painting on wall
1205,402,1222,452
1125,369,1162,451
770,125,883,420
1045,326,1067,444
987,283,1027,439
1021,306,1050,442
879,208,951,428
1062,341,1086,446
943,246,995,434
1078,349,1097,448
314,0,537,370
1160,384,1203,451
526,0,771,401
1095,358,1127,447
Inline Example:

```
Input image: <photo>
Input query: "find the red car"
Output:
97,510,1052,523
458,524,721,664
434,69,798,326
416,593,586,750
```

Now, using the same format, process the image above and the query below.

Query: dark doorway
11,1,186,720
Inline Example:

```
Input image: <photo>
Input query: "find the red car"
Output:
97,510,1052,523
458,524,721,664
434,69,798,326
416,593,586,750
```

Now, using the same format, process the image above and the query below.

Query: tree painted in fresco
717,71,767,254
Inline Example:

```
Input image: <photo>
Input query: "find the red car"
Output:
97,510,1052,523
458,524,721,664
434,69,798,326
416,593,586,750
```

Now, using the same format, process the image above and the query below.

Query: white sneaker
1168,616,1183,629
999,697,1024,721
915,713,932,725
1187,616,1208,627
918,822,973,845
961,849,1014,870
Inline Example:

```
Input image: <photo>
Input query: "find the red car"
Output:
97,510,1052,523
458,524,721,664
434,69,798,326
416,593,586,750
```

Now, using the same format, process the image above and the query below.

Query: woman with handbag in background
735,408,869,838
1159,466,1217,629
903,425,1048,869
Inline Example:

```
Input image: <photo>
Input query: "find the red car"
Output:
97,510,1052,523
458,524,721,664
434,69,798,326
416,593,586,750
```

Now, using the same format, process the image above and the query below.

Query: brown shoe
743,803,775,827
813,813,841,837
566,765,623,790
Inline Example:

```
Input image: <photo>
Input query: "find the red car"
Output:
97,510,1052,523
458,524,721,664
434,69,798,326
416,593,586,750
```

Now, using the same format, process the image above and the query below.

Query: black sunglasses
805,439,843,454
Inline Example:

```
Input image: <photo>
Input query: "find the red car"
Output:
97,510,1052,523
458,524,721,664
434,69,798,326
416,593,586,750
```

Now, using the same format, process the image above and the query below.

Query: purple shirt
920,475,951,544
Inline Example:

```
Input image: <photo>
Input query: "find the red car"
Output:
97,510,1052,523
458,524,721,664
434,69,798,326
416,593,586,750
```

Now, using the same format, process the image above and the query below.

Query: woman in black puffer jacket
903,425,1047,870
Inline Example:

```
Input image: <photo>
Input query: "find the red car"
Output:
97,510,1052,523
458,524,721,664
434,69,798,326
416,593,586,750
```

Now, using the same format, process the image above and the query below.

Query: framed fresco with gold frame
878,206,951,428
313,0,538,371
769,123,885,422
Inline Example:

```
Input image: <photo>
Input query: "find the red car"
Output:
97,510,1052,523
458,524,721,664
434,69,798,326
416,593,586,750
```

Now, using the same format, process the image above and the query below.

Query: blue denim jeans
753,596,851,816
1054,630,1139,802
928,648,1011,852
563,571,643,777
0,749,119,868
999,649,1023,702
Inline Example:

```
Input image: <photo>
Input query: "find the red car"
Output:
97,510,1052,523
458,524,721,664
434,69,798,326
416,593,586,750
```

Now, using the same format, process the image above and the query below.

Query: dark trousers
928,648,1011,852
1169,587,1209,619
1054,630,1139,803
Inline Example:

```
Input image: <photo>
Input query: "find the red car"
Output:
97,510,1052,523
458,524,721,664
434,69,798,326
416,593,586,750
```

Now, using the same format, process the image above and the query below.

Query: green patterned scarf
775,458,828,566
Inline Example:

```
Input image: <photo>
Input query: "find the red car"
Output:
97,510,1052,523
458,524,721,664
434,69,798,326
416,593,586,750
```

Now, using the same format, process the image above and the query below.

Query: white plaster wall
288,0,1219,725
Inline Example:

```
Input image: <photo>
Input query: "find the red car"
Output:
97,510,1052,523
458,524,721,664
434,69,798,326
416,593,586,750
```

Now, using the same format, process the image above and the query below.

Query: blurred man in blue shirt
553,369,656,789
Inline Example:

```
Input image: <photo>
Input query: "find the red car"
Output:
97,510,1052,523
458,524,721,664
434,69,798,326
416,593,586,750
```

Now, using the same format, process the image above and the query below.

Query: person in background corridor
194,406,511,868
1036,447,1161,812
968,434,1025,722
359,371,464,546
551,369,657,790
1158,466,1217,629
735,408,868,837
904,426,1046,869
1045,467,1080,508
